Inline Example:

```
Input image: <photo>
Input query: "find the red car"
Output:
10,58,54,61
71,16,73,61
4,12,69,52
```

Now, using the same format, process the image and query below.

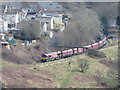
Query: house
37,11,64,31
3,8,27,29
3,9,19,27
21,2,40,14
0,5,7,16
0,17,8,32
39,16,54,31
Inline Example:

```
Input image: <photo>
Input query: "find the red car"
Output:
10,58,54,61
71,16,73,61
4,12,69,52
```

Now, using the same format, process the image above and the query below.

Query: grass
2,40,118,88
15,40,23,44
100,45,118,60
32,53,109,88
32,44,118,88
60,72,74,88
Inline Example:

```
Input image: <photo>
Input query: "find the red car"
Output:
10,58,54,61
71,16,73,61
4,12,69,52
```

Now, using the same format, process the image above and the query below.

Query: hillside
1,43,118,88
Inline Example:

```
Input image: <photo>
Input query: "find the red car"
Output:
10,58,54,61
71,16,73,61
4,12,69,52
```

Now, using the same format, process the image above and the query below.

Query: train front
40,54,48,62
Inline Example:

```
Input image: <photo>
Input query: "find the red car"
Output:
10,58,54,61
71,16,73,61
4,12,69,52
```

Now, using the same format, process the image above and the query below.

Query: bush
87,50,106,58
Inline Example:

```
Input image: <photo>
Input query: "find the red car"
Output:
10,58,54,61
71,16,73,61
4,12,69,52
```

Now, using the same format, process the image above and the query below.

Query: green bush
87,50,106,58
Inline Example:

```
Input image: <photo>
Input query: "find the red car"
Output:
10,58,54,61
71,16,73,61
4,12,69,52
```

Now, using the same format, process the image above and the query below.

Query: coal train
40,37,106,62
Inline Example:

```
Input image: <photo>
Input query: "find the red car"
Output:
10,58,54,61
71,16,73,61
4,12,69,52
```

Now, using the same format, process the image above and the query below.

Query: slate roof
2,2,23,8
38,2,62,12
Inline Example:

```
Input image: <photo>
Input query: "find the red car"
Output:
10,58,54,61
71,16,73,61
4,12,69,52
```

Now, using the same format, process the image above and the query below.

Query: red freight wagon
92,43,98,49
84,45,92,49
99,41,104,47
62,50,68,56
67,49,73,55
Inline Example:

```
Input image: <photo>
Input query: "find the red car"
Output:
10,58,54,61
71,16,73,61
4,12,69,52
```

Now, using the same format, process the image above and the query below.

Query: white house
39,16,54,31
3,8,27,29
3,9,19,25
0,17,8,32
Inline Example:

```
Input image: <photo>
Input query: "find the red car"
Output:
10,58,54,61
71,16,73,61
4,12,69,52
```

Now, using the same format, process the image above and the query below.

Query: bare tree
18,20,41,41
77,59,89,73
50,3,102,48
90,2,118,27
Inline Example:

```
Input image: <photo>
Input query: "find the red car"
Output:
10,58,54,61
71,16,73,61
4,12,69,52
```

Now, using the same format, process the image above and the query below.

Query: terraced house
3,8,27,29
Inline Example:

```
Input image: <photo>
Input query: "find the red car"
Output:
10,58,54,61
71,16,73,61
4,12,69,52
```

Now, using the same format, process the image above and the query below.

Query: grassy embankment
31,44,118,88
1,39,118,88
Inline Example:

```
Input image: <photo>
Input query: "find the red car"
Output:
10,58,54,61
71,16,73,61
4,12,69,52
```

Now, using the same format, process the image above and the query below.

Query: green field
2,44,118,88
30,45,118,88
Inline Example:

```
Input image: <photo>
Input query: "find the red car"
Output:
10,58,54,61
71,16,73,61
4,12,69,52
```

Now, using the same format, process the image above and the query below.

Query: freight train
41,37,106,62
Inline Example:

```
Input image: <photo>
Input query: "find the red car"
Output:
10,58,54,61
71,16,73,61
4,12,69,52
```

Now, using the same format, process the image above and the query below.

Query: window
46,22,49,24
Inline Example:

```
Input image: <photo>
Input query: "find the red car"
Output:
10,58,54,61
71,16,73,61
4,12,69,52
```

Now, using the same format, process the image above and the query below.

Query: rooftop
38,2,62,12
5,9,19,14
2,2,23,8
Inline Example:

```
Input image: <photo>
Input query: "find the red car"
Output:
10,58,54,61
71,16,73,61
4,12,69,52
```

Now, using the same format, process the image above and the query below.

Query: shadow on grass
71,69,83,73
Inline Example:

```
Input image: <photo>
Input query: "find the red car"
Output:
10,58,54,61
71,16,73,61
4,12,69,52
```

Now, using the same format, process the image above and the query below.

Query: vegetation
2,44,118,88
29,45,117,88
50,3,102,48
77,59,89,73
116,16,120,26
53,24,64,30
87,49,106,58
19,20,41,41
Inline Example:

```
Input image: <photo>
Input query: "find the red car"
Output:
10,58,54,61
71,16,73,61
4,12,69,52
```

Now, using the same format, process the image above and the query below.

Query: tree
18,20,41,41
77,59,89,73
49,3,102,49
101,16,108,27
116,16,120,26
91,2,118,20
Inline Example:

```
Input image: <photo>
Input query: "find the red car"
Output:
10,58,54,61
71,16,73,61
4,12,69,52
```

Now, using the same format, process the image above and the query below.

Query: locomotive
41,37,106,62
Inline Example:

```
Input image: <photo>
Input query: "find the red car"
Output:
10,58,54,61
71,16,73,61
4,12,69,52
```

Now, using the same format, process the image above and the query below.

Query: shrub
87,50,106,58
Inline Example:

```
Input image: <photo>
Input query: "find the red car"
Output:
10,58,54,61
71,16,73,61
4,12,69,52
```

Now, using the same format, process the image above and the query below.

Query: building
0,17,8,32
3,8,27,29
39,16,54,31
3,9,19,26
21,2,40,14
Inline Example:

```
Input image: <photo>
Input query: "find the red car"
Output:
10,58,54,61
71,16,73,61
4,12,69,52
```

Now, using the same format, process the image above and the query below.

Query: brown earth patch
2,42,47,64
73,74,102,82
99,59,113,67
72,74,109,88
90,83,110,88
99,59,118,70
2,66,56,88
